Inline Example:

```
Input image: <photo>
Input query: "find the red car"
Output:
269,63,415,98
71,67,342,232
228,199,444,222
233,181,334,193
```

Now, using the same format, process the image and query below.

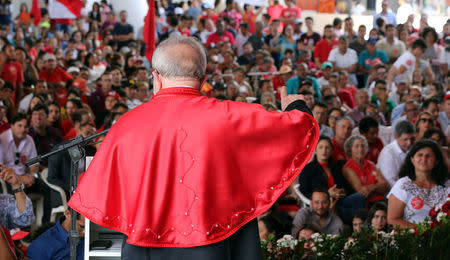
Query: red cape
68,87,319,247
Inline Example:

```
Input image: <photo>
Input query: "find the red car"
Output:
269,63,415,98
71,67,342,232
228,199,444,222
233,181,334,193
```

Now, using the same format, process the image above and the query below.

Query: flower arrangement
428,194,450,228
261,198,450,260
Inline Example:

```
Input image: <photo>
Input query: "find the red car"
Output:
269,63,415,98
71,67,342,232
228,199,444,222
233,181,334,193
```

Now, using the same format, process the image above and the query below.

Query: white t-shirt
388,177,450,224
328,48,358,69
439,50,450,66
393,51,416,78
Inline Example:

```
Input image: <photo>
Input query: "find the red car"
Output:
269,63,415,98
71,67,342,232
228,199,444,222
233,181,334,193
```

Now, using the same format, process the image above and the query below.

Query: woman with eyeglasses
327,108,343,134
388,140,449,229
415,112,435,141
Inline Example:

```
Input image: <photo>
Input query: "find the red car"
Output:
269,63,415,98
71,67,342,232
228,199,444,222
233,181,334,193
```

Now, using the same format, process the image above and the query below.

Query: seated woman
343,135,389,206
0,165,35,230
388,140,450,229
298,136,365,225
367,202,388,233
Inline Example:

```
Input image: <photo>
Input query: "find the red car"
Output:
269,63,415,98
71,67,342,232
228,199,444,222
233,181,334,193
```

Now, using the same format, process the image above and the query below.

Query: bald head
152,36,207,80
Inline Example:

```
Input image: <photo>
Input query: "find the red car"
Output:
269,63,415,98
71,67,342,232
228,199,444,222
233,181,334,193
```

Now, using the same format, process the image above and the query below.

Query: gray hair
355,89,369,98
344,134,369,158
152,36,206,80
404,99,418,107
337,116,355,128
260,91,275,105
394,120,415,137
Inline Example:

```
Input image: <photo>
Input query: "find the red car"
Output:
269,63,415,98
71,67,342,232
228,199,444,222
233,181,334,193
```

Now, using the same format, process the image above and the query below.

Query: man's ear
152,71,162,94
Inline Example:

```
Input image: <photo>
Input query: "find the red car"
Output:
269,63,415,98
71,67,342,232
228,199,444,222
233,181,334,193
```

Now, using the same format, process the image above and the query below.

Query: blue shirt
358,49,389,84
27,217,84,260
358,49,389,71
373,12,396,29
391,103,405,125
0,194,34,230
286,76,322,100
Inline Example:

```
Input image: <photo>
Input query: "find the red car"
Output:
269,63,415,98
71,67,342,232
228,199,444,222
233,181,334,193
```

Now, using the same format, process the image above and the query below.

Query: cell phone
90,240,113,250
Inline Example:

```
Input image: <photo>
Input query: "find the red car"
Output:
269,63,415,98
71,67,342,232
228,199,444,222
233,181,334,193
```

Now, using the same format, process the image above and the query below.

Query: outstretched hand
280,86,306,111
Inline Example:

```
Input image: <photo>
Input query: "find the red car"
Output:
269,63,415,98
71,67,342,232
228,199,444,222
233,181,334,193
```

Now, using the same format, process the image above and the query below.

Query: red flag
49,0,82,19
31,0,41,26
144,0,156,62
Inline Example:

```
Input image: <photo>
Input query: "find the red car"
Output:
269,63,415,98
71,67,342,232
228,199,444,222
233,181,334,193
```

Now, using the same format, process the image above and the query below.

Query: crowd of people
0,0,449,258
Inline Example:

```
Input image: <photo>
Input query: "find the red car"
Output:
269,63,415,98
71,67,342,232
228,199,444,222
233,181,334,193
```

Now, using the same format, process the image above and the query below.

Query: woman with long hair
388,140,449,229
415,112,435,141
367,202,388,232
298,136,365,224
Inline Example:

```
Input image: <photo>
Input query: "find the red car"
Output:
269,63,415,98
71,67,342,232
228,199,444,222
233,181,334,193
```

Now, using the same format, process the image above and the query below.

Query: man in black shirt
113,10,134,49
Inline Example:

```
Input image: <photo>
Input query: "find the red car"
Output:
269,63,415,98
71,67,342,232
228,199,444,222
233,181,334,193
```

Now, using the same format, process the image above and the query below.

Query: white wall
10,0,149,35
89,0,149,33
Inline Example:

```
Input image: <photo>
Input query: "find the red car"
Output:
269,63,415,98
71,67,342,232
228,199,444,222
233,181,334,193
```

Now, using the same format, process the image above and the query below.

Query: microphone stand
26,129,109,260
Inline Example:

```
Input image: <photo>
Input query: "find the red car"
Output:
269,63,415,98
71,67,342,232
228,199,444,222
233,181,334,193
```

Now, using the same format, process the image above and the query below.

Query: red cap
106,90,120,101
443,94,450,102
10,229,29,240
72,78,89,93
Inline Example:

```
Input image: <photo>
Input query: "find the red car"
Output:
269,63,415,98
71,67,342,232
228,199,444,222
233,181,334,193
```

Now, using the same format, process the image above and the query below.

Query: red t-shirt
1,61,24,87
242,11,257,34
179,28,191,36
315,38,338,63
267,5,284,22
0,121,9,134
200,14,218,24
338,87,356,108
365,137,384,164
332,137,347,162
343,158,384,202
39,67,73,83
219,10,241,29
64,128,77,140
61,119,73,136
272,75,287,101
280,7,301,25
206,31,235,47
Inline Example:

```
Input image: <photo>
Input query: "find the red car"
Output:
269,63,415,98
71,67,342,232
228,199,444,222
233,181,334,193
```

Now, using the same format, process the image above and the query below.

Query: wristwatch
12,183,25,194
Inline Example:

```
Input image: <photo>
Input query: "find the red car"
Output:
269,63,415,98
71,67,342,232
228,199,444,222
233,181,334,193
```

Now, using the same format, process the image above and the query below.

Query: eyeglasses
419,118,433,124
15,152,20,165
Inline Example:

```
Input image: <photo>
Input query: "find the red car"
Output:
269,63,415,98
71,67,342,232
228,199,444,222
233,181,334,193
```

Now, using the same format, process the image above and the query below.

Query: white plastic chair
28,193,44,230
293,184,311,207
41,169,67,222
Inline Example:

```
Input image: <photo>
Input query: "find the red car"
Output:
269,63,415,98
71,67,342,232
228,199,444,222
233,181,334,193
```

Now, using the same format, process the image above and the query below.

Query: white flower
311,246,317,252
408,228,416,234
344,239,355,250
437,212,447,222
317,252,323,256
317,237,324,243
311,233,320,240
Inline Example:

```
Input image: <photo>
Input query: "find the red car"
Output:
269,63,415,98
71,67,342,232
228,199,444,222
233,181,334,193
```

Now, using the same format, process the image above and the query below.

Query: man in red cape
68,36,319,258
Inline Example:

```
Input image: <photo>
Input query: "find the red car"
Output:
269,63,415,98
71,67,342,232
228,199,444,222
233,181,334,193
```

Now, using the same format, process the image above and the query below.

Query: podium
83,157,122,259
